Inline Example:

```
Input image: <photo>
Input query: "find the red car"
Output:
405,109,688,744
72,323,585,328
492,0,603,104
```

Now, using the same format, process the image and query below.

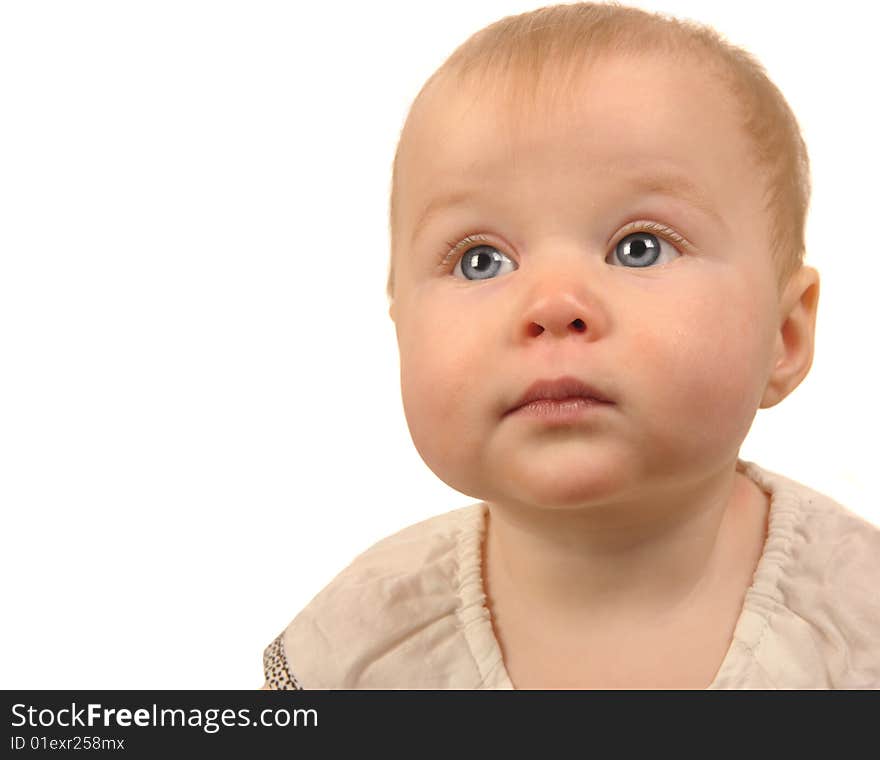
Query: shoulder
339,502,485,577
743,460,880,562
731,461,880,687
263,503,492,690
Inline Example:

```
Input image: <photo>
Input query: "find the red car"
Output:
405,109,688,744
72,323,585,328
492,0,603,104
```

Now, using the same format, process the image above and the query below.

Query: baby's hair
387,1,810,299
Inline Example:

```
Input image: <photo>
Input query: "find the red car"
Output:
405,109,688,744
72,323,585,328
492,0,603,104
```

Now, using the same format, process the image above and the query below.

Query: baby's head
386,3,820,510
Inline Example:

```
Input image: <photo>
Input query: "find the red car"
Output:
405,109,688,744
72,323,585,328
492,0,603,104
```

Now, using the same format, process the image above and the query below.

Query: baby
264,2,880,689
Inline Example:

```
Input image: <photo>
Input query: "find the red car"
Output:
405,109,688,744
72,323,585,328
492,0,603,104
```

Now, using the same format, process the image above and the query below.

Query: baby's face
390,53,785,509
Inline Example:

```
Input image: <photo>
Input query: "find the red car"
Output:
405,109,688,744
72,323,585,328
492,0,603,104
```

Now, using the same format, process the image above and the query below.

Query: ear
759,265,820,409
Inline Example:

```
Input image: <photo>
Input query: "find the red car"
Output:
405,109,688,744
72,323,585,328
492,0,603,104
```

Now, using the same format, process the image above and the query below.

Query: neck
483,459,768,627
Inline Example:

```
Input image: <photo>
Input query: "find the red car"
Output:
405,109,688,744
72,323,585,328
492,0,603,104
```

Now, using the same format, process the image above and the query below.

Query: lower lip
509,397,612,423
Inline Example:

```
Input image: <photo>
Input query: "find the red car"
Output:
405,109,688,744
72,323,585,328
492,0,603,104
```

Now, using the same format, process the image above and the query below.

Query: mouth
506,375,614,417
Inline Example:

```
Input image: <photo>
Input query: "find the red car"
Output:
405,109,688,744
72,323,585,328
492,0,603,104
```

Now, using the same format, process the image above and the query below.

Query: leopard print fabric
263,634,303,690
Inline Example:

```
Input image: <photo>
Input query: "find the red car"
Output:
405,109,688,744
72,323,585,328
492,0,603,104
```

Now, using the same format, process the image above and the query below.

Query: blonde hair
386,1,810,300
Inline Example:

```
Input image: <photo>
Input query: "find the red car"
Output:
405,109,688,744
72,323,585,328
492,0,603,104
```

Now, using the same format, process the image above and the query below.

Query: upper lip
507,376,614,414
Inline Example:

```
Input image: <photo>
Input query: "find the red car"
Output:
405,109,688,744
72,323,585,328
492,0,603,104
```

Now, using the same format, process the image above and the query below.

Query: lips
507,375,613,415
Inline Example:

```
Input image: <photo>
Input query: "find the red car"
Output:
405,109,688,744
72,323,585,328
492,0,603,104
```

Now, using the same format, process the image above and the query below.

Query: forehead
396,53,761,246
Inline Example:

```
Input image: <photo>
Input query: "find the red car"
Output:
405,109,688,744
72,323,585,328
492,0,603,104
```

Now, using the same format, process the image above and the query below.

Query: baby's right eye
453,245,518,281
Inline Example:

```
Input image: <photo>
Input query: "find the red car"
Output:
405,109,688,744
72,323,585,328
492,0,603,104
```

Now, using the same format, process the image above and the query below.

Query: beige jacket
264,460,880,689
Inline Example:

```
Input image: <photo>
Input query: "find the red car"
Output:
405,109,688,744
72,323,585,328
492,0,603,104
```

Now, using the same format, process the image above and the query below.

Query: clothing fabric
263,460,880,689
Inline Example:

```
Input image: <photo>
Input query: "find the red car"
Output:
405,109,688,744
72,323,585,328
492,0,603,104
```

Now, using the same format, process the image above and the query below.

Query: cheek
633,291,774,449
397,310,488,485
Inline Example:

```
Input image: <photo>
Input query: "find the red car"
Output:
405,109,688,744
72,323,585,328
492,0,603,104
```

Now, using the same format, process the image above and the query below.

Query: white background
1,0,877,688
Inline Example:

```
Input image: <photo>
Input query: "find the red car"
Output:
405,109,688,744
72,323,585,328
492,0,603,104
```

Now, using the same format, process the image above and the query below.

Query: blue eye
609,231,677,268
453,244,518,280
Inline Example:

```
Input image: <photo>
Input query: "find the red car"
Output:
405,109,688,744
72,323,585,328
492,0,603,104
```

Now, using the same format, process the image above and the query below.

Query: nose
522,294,590,338
525,299,587,338
517,264,608,342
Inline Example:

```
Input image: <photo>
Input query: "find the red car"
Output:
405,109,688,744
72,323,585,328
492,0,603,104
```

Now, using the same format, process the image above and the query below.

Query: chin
424,443,641,510
490,461,635,511
508,480,624,510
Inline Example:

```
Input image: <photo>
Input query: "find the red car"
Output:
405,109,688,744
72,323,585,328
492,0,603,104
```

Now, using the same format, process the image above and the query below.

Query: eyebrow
411,190,477,247
410,170,725,246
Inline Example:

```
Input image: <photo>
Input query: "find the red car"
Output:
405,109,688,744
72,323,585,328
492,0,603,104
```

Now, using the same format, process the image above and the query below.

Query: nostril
527,323,544,338
571,318,586,331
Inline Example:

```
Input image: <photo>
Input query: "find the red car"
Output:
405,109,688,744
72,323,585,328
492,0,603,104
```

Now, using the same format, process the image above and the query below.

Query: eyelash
437,221,692,273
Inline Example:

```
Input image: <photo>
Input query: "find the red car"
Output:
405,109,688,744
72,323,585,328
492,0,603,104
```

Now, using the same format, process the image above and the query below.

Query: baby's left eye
607,231,680,268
